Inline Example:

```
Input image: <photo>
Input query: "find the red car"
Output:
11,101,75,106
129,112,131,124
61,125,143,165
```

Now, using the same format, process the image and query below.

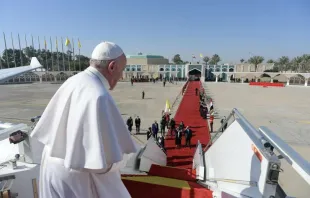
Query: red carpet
148,164,196,181
165,81,211,169
122,176,212,198
122,81,212,198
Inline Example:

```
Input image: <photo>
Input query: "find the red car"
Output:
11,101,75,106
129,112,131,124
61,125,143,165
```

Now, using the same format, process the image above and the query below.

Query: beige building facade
123,54,186,79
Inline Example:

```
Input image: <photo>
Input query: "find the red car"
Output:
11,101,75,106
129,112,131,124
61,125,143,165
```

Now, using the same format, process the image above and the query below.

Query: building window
131,65,136,71
137,65,142,72
171,65,176,71
125,65,130,71
165,67,170,71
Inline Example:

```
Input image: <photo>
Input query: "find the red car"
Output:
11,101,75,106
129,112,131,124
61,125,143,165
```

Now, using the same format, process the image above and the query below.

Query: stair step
148,164,196,181
122,176,212,198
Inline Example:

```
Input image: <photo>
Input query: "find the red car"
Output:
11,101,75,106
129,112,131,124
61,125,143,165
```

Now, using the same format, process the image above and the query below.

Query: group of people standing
196,87,215,133
145,112,193,150
126,116,141,134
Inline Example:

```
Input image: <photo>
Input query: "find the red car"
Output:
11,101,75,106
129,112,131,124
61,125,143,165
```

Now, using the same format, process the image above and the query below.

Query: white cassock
30,66,138,198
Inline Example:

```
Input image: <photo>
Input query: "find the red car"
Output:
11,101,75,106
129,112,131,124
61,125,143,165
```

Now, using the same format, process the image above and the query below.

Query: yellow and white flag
200,53,203,58
164,99,171,113
65,37,72,51
78,39,81,49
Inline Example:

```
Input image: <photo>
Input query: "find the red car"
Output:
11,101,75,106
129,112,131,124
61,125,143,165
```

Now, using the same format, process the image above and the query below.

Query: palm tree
248,56,264,72
203,56,210,64
209,54,221,65
277,56,290,72
299,54,310,73
267,59,274,63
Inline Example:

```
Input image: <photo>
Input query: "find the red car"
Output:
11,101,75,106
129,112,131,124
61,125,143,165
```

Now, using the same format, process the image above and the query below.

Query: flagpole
50,36,54,71
25,34,28,48
18,34,23,66
31,35,34,48
37,36,41,69
72,38,75,71
56,37,60,71
78,38,81,71
3,32,10,67
61,37,65,71
66,38,71,72
38,36,41,50
0,35,2,69
44,36,48,70
11,32,17,67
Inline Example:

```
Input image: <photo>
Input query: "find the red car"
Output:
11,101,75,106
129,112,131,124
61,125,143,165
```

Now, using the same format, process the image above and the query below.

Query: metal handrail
203,110,235,152
259,126,310,185
203,108,268,152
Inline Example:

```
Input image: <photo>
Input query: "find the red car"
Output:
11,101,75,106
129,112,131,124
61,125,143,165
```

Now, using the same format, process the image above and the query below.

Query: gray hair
90,59,110,68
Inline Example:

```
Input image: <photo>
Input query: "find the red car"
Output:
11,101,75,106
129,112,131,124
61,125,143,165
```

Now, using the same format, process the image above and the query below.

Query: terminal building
122,53,275,81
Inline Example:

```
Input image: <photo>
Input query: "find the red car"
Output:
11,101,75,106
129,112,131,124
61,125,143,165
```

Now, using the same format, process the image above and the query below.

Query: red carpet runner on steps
166,81,211,169
122,81,212,198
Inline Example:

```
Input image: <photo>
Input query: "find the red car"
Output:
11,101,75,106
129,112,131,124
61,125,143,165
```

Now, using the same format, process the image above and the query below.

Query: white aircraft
0,57,42,83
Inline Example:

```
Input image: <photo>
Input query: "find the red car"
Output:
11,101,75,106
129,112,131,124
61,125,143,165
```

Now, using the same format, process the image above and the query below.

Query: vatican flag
164,99,171,113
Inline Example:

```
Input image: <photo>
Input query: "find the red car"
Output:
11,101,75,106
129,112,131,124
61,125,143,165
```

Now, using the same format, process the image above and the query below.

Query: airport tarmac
204,82,310,198
0,81,185,145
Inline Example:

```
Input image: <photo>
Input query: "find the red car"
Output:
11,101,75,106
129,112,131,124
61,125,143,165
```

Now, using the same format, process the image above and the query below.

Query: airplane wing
0,57,42,83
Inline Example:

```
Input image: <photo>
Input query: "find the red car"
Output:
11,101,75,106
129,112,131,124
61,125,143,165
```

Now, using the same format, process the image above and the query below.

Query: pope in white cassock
30,41,138,198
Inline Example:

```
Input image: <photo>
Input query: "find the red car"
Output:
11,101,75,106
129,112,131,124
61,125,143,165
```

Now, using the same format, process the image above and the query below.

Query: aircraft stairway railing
258,126,310,186
192,108,310,198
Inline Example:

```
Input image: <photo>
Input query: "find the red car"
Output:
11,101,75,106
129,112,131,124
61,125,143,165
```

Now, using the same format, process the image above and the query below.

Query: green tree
172,54,183,64
1,45,90,71
277,56,290,72
203,56,210,64
248,56,264,71
209,54,221,65
266,59,274,63
240,59,244,63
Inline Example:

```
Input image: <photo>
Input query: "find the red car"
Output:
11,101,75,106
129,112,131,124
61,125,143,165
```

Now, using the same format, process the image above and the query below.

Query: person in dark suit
184,126,192,148
152,121,159,140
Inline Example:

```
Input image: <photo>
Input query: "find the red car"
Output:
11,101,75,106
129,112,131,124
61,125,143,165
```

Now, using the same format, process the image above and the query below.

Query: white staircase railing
195,108,310,198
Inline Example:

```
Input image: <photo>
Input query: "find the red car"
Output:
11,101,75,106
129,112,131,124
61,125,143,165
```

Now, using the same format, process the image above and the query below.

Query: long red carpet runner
166,81,210,169
122,81,212,198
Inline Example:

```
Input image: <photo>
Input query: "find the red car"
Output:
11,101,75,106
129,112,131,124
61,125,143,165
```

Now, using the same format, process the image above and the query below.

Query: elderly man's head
90,41,127,90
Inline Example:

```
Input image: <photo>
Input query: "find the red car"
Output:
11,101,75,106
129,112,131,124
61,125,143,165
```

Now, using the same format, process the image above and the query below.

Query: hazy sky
0,0,309,63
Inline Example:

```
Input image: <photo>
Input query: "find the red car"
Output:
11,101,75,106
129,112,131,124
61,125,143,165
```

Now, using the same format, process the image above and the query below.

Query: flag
44,36,48,69
78,39,81,49
44,37,47,50
65,37,70,46
65,37,71,71
192,54,196,59
78,38,81,71
65,37,72,51
164,99,171,113
200,53,203,58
